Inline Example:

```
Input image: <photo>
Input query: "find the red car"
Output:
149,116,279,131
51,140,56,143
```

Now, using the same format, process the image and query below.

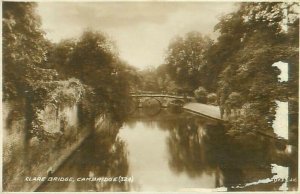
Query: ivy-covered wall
3,99,92,192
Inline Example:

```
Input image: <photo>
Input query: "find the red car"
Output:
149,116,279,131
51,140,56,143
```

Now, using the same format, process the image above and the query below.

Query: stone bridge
130,93,194,108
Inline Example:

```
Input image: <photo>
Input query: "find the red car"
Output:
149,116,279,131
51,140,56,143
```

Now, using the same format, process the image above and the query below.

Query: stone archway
142,98,162,116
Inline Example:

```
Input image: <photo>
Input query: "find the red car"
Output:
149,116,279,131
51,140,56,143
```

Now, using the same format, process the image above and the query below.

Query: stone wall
3,100,92,191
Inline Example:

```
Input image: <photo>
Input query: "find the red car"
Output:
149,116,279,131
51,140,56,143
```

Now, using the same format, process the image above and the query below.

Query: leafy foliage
48,31,138,121
30,79,86,140
150,2,298,140
194,86,207,103
2,2,67,140
165,32,213,93
207,93,218,105
137,65,178,93
227,92,243,110
3,2,54,100
3,3,137,140
32,79,85,109
213,2,299,136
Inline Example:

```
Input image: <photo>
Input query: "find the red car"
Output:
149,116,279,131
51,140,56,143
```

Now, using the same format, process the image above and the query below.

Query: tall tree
3,2,56,100
48,30,138,120
213,2,299,134
165,32,213,93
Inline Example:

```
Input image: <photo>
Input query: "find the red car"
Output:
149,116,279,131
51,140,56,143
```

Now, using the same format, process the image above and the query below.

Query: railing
130,93,194,100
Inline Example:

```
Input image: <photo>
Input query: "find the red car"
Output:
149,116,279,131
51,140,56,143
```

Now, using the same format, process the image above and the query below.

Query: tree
165,32,213,93
48,30,137,120
213,2,299,135
3,2,56,100
47,39,77,78
138,67,160,92
155,64,178,93
69,31,118,86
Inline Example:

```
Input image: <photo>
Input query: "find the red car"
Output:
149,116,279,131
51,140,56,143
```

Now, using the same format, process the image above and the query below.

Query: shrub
227,92,243,109
207,93,218,105
194,86,208,103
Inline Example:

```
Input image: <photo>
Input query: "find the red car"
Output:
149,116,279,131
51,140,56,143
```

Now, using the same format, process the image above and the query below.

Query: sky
37,2,237,70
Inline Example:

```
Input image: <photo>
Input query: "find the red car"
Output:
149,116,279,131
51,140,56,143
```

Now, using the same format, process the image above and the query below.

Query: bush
227,92,243,109
194,86,208,103
207,93,217,105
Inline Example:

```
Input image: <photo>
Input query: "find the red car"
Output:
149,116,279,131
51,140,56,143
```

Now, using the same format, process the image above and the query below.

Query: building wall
3,100,93,192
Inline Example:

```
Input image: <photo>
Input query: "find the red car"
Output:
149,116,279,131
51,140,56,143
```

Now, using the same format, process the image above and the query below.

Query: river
38,108,298,192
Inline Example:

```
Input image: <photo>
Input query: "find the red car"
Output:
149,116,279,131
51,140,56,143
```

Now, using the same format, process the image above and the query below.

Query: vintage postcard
2,0,299,192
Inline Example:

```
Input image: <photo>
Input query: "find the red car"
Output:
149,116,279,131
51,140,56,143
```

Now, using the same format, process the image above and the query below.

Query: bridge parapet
130,93,194,108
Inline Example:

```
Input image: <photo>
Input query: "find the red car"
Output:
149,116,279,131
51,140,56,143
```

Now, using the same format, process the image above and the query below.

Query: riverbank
183,102,295,149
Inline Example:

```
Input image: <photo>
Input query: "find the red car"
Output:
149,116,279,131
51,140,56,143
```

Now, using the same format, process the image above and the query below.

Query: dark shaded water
38,109,298,192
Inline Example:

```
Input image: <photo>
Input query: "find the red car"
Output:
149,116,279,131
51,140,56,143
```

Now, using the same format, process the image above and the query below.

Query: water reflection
38,124,131,192
125,110,297,191
39,108,298,192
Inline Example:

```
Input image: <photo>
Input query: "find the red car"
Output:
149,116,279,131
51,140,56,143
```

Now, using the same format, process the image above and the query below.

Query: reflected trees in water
135,110,297,191
39,126,131,192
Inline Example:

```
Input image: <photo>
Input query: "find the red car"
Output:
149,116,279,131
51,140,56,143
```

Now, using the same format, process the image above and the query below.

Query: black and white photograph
2,0,299,192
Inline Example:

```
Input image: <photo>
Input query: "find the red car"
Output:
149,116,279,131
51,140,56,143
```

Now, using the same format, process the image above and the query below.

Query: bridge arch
142,97,162,108
141,98,162,116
